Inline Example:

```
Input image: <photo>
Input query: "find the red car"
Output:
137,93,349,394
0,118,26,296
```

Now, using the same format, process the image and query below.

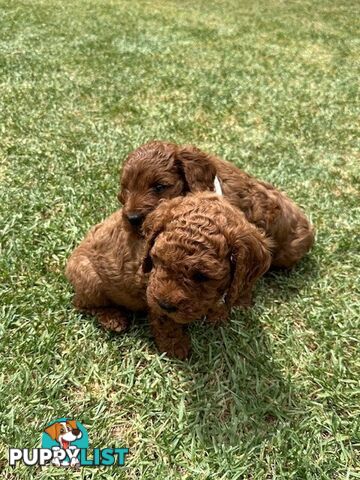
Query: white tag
213,175,223,195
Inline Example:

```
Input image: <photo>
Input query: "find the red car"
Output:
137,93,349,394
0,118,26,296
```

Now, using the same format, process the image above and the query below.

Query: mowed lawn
1,0,359,478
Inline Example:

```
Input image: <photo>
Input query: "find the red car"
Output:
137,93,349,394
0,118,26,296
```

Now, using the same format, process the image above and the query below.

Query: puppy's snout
158,300,178,313
126,212,144,227
72,428,81,436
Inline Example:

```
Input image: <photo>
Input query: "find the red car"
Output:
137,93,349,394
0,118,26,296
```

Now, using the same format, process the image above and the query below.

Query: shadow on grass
86,254,318,453
107,303,296,452
264,253,321,301
178,314,293,450
177,257,320,449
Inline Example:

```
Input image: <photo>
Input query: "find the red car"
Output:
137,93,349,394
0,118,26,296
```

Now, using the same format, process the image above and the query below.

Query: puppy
119,141,314,268
66,193,271,358
65,209,147,333
142,193,272,358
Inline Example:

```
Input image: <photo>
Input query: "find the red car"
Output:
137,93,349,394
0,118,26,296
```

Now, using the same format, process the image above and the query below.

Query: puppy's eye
192,271,210,282
60,428,65,434
153,183,168,193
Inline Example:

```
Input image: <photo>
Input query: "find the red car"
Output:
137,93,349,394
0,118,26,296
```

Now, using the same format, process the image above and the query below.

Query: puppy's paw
235,293,254,309
150,314,191,360
206,304,229,326
97,308,129,333
171,338,191,360
161,338,191,360
155,332,191,360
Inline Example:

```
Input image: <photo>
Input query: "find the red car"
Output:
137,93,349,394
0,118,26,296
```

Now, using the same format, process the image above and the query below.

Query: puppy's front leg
234,288,254,308
80,305,130,333
149,313,191,360
96,307,130,333
206,303,230,326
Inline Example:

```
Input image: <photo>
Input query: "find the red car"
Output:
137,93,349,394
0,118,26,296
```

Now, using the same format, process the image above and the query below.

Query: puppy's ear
225,226,272,308
175,145,217,192
44,423,61,441
67,420,77,430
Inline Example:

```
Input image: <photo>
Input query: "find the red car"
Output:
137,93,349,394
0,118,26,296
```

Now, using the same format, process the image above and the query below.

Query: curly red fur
120,141,314,268
66,193,271,358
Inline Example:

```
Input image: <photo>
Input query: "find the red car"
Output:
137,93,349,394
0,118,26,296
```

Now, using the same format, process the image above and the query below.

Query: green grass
1,0,359,478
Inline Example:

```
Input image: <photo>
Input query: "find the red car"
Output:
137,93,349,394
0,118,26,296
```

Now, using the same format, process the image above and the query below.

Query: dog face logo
44,420,82,449
41,418,88,467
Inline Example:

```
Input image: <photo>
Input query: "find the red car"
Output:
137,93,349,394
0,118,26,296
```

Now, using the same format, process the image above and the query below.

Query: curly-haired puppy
66,193,271,358
119,141,314,269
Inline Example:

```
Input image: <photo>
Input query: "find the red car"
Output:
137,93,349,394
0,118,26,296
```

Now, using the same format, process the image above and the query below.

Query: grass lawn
1,0,359,478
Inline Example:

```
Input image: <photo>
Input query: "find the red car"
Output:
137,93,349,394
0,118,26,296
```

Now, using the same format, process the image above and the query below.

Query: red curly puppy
66,193,271,358
119,141,314,268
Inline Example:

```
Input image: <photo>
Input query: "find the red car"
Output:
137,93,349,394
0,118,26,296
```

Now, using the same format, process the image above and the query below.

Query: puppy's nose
158,300,178,313
72,428,81,436
126,213,144,227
